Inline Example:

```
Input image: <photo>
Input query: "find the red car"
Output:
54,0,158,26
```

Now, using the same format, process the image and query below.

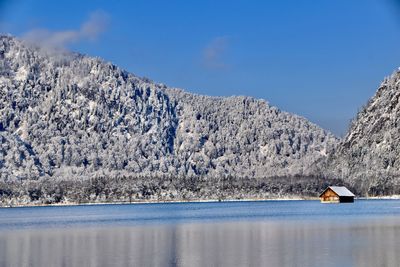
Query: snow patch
15,66,29,81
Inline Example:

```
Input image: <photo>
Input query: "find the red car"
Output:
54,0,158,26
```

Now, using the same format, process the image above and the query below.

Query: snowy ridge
328,70,400,195
0,35,338,183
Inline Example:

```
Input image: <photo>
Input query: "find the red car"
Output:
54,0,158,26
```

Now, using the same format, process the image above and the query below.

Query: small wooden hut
319,186,355,203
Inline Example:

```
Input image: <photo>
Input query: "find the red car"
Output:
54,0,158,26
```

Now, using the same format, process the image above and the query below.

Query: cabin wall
320,188,339,203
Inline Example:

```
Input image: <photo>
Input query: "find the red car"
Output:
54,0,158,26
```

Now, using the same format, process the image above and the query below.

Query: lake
1,200,400,267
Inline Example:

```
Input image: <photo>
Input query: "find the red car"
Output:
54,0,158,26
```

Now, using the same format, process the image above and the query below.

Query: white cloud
80,11,110,41
202,36,230,69
22,10,110,49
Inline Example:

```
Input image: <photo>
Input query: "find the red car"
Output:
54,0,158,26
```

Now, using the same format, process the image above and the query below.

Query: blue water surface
1,199,399,230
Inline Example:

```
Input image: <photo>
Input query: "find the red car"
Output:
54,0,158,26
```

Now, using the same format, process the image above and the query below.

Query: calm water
1,200,400,266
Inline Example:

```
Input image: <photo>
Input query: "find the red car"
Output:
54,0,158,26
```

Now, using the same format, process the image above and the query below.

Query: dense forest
0,35,399,206
0,174,346,206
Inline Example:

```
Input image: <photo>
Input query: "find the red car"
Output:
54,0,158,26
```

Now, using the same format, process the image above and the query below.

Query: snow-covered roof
320,186,355,197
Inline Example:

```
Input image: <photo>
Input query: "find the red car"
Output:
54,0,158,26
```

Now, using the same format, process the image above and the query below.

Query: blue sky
1,0,400,136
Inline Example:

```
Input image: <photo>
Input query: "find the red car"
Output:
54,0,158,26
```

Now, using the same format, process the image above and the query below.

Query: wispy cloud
202,36,230,69
22,10,110,49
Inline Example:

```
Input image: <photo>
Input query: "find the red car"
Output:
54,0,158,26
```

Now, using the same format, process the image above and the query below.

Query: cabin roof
319,186,355,197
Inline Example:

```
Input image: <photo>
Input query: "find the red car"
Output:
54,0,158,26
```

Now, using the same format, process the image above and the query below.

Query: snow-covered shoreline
358,195,400,200
0,196,314,208
3,195,400,208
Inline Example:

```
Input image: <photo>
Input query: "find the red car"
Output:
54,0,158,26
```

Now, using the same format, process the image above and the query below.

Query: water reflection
1,218,400,267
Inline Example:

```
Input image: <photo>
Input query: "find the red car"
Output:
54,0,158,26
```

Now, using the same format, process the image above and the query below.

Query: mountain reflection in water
1,218,400,267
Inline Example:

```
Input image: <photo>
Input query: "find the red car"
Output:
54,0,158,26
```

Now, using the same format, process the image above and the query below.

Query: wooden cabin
319,186,355,203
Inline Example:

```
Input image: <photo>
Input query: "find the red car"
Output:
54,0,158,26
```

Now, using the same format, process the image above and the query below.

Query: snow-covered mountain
328,71,400,195
0,35,338,183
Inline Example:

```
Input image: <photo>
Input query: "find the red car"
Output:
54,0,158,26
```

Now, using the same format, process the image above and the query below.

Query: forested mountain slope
0,35,340,204
0,35,338,181
0,35,181,182
165,88,337,178
328,71,400,195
